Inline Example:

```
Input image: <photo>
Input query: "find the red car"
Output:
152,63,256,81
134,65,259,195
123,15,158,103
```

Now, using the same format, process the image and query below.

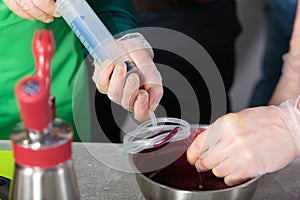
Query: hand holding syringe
56,0,163,121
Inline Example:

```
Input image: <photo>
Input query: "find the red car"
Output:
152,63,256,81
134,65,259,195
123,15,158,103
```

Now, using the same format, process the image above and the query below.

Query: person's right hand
187,96,300,186
3,0,55,23
93,33,163,122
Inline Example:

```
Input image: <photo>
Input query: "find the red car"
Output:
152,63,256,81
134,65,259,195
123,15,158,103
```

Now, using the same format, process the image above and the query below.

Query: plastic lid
122,117,190,154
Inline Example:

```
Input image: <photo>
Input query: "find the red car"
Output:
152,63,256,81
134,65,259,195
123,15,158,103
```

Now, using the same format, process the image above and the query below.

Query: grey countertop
1,141,300,200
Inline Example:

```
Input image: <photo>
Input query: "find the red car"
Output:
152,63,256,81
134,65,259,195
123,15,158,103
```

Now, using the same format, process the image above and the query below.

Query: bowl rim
135,171,261,194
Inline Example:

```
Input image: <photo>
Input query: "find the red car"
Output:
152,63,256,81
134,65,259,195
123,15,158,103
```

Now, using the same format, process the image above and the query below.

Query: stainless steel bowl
135,172,260,200
131,124,260,200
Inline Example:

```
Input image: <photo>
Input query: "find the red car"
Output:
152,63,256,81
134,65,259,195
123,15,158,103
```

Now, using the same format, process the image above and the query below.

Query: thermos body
11,159,79,200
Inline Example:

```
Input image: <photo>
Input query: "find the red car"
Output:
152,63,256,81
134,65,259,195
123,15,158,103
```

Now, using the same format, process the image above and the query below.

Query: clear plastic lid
122,114,190,154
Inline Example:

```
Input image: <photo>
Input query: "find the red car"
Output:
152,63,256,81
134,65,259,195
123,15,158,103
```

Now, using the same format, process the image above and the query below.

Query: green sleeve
87,0,139,35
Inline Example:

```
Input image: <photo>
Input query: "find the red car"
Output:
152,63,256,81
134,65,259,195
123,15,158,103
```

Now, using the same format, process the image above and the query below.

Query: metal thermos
10,30,80,200
10,120,80,200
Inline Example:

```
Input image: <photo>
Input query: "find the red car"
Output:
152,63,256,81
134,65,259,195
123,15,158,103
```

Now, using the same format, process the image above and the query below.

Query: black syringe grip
125,60,137,76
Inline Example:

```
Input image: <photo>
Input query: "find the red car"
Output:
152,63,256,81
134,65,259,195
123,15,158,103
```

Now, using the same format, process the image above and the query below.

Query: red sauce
133,128,230,191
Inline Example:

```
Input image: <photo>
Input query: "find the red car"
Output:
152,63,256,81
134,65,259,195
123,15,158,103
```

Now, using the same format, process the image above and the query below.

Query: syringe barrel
56,0,129,65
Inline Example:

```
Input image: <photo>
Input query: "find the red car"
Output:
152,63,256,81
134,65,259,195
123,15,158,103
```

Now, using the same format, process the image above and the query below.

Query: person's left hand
187,96,300,186
3,0,56,23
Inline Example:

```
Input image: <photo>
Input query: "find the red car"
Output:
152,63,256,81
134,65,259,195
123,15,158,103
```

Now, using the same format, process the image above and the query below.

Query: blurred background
230,0,265,111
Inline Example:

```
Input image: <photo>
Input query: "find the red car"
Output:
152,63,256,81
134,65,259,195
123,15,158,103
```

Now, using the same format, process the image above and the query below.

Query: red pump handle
15,30,55,131
32,30,55,93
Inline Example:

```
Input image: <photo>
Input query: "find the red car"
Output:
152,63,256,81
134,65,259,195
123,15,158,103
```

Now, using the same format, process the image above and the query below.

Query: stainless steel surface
10,118,73,147
10,159,79,200
135,172,259,200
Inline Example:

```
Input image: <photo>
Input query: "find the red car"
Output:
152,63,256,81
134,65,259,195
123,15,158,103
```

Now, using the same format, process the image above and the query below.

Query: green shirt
0,0,138,141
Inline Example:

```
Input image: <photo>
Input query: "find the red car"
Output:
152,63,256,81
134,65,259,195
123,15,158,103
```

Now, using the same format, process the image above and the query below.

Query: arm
269,0,300,105
87,0,139,34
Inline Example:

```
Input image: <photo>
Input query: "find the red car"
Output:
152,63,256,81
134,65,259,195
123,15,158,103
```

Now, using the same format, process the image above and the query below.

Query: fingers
187,117,225,165
133,90,150,122
3,0,34,20
215,157,254,186
128,48,153,66
94,61,150,121
212,158,234,178
121,73,140,110
3,0,55,23
224,172,252,187
107,63,127,104
222,155,263,186
148,85,163,111
128,49,162,112
94,60,114,94
93,34,162,121
193,147,254,186
193,145,254,186
186,130,208,165
195,140,229,172
136,63,162,111
32,0,56,16
17,0,53,23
